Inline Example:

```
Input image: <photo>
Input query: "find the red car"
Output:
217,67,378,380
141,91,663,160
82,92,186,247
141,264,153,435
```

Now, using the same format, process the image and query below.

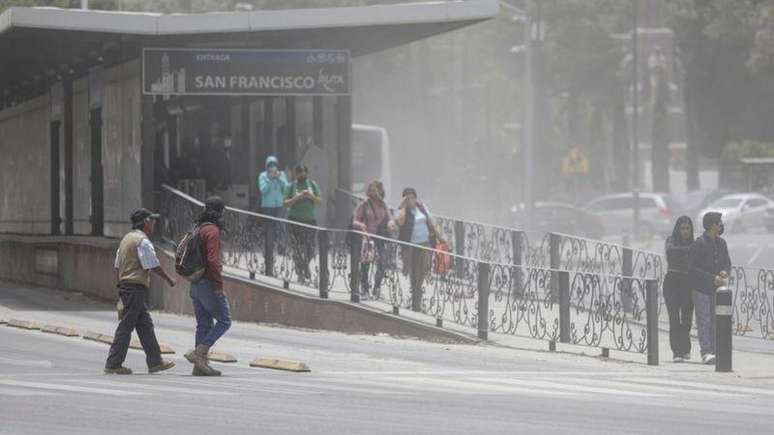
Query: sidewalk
3,279,774,383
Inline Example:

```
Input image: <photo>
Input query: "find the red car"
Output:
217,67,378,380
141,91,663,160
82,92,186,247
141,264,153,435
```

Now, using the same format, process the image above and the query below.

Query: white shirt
114,231,161,271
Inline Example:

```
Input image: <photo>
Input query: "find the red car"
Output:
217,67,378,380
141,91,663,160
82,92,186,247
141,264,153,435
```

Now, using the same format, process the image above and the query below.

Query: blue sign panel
143,48,350,96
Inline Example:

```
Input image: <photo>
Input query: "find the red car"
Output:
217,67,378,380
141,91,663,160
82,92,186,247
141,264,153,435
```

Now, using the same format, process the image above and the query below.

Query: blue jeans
190,278,232,347
692,290,715,356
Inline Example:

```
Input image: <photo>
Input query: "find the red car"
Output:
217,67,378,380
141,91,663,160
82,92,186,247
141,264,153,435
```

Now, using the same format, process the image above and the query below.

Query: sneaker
673,355,684,363
702,354,716,365
682,353,692,361
148,359,176,374
104,366,132,375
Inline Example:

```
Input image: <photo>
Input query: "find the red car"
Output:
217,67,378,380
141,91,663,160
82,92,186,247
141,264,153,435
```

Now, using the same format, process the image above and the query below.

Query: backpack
175,225,206,282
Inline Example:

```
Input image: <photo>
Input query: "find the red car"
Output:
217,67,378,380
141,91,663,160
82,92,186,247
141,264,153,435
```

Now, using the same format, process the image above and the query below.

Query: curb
7,319,41,330
41,324,80,337
208,352,237,363
83,331,114,345
250,357,310,373
129,340,176,354
82,331,176,354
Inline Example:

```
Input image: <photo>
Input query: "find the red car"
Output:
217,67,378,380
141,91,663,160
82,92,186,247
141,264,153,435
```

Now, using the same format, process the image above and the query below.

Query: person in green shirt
284,165,322,282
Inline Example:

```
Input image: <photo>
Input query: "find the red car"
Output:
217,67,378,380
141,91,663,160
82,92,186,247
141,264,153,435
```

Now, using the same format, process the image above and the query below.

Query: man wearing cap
689,211,732,365
105,209,177,375
184,196,232,376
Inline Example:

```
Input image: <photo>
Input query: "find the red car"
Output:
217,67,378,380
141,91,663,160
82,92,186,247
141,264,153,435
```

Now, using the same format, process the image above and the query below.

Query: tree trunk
684,69,700,191
651,67,670,192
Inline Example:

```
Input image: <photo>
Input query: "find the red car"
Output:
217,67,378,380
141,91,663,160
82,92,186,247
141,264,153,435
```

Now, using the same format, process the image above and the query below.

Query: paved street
4,284,774,434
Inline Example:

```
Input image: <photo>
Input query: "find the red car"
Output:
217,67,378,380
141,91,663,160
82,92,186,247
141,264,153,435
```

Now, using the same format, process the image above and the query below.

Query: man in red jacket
184,196,232,376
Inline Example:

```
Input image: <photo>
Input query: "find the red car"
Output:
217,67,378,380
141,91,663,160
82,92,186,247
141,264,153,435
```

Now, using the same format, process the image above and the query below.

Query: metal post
646,279,659,366
511,230,524,297
622,247,633,312
454,220,465,277
318,231,330,299
549,233,561,302
559,270,570,343
349,233,361,303
716,287,733,372
477,262,491,340
264,220,275,277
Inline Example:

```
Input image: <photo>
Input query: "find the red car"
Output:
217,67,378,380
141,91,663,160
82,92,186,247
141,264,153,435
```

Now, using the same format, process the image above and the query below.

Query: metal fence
160,184,662,364
336,188,774,341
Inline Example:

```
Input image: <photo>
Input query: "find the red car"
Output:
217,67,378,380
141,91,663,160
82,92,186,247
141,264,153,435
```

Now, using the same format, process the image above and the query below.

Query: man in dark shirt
184,196,232,376
689,211,732,365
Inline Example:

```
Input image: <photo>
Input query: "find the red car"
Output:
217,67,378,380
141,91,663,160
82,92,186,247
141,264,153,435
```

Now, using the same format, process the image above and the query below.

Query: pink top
353,199,390,234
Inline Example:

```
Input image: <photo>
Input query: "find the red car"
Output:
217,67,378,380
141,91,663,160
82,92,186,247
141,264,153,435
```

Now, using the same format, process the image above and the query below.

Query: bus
351,124,392,203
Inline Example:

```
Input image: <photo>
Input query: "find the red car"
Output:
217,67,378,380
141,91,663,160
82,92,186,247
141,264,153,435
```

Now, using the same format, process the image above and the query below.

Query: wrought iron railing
335,188,774,342
158,182,774,365
160,184,664,363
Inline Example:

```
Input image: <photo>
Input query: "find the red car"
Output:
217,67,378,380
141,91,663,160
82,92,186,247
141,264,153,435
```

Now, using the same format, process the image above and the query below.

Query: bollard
646,279,659,366
349,232,361,303
601,348,610,358
716,286,733,372
317,231,329,299
548,340,556,352
558,271,570,343
477,262,491,340
436,318,443,328
392,306,400,315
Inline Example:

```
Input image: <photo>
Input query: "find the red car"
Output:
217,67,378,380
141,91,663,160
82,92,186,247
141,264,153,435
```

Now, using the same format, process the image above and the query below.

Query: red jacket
198,223,224,292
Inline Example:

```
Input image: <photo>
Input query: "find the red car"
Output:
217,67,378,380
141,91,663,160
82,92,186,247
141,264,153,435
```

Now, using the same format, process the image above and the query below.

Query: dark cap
130,208,160,225
204,196,225,212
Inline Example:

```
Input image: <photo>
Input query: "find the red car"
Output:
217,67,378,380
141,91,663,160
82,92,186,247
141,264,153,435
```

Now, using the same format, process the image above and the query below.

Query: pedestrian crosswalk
1,370,773,402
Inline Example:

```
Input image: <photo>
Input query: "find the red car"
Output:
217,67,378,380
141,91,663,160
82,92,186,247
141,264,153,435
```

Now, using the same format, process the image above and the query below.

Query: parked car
674,189,732,223
512,202,605,239
584,193,682,239
697,193,774,233
765,207,774,233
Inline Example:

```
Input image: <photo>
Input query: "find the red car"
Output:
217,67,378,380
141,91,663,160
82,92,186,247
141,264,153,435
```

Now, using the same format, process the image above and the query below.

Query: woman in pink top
352,181,392,299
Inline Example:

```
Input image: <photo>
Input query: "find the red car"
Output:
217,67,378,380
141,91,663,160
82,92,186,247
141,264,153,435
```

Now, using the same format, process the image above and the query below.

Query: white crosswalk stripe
471,377,661,397
1,372,772,401
0,379,144,396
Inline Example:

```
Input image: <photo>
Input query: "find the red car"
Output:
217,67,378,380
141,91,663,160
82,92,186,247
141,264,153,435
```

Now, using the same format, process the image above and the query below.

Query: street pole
524,9,535,232
631,0,641,239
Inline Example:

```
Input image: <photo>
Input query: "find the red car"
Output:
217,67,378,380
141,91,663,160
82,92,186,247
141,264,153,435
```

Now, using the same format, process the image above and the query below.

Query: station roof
0,0,498,95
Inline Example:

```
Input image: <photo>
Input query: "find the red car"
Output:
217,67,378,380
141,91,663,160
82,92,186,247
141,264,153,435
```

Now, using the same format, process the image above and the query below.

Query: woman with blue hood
258,155,288,273
258,155,288,215
663,216,695,363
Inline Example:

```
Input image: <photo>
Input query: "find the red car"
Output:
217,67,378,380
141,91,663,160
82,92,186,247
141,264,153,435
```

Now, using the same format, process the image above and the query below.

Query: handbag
433,240,452,275
360,237,376,264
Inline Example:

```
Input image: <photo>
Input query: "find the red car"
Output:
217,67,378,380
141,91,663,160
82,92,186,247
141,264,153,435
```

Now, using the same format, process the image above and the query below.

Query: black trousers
289,222,316,281
663,274,694,358
105,283,162,369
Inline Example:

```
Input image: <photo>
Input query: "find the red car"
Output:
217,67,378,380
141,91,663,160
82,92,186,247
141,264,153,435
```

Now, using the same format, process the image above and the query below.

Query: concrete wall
0,235,474,344
0,95,52,235
102,61,143,238
72,78,92,235
0,60,144,238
